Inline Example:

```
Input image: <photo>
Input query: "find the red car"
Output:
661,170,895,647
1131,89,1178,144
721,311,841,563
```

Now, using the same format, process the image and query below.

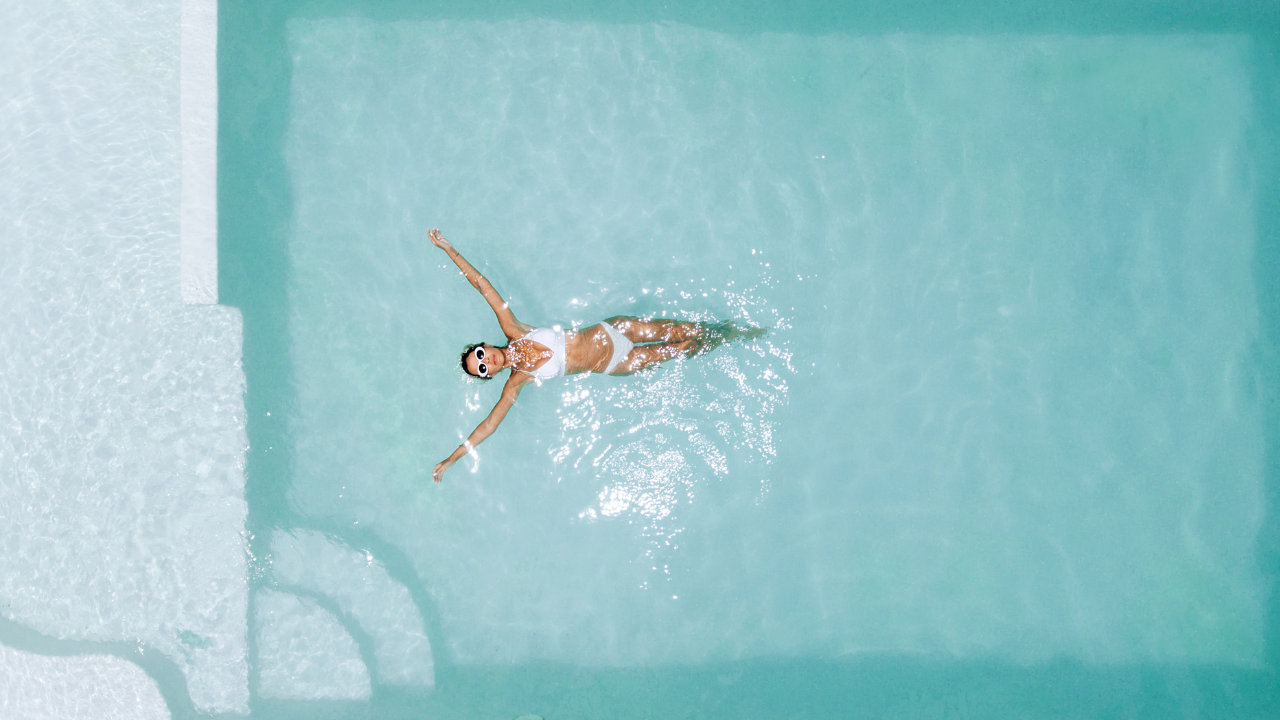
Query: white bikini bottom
601,321,635,374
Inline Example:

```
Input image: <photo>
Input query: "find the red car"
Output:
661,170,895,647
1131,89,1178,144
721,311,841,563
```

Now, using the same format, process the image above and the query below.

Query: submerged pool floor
218,3,1280,719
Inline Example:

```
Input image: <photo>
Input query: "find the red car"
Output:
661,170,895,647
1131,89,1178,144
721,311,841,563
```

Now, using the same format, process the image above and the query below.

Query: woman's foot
695,321,768,354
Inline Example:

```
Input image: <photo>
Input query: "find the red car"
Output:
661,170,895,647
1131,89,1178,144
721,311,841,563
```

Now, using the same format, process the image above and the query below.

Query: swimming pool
3,0,1278,717
221,1,1280,716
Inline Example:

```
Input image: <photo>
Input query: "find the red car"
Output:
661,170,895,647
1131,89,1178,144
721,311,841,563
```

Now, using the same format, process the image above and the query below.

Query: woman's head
461,343,502,380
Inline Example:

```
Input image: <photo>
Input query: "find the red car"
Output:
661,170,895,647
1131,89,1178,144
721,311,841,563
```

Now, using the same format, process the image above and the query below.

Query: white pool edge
181,0,218,305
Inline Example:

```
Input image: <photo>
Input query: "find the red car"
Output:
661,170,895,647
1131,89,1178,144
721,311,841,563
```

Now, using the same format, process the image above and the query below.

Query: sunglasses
473,347,488,377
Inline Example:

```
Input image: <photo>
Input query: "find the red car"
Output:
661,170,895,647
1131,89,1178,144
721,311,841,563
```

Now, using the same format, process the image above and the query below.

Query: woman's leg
609,339,699,375
605,316,703,344
604,319,769,374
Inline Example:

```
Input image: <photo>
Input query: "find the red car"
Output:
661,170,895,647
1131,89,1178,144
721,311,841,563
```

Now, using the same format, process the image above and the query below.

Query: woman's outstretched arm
432,371,532,482
429,228,529,340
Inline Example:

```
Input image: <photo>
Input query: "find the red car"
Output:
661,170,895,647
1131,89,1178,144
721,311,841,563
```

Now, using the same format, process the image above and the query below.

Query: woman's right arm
429,228,529,339
432,371,531,483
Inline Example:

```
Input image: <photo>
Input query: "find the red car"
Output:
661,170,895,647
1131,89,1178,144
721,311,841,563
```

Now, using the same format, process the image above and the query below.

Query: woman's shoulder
501,318,534,341
524,325,565,341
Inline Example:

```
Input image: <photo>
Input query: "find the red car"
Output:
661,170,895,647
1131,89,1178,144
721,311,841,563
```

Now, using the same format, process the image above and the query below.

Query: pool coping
182,0,218,304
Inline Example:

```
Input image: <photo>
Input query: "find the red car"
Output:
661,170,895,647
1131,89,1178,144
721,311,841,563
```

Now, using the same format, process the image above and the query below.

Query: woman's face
466,344,504,378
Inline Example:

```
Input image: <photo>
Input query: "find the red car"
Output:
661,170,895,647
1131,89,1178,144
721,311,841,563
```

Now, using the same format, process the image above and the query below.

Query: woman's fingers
433,461,447,483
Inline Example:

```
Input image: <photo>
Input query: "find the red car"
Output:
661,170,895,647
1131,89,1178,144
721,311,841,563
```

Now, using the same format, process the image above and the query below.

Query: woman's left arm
432,371,532,482
429,228,530,340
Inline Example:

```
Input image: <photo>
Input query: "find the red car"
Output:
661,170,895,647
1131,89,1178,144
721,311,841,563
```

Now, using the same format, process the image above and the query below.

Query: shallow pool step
268,529,435,689
254,589,371,701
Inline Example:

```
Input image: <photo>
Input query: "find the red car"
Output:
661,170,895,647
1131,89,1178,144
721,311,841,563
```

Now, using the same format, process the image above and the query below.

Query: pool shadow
1250,29,1280,674
218,0,303,709
421,656,1280,720
249,655,1279,720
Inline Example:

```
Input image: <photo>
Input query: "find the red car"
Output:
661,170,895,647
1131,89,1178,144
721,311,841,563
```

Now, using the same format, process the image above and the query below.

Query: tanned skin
429,228,758,482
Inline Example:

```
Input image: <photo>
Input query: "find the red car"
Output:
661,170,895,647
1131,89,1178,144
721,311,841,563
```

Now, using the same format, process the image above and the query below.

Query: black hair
460,343,492,380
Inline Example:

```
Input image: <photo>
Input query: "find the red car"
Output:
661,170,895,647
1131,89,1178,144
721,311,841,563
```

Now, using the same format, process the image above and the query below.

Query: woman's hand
428,228,453,252
432,459,453,483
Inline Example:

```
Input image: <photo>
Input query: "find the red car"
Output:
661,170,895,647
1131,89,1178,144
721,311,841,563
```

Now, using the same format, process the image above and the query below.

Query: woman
429,228,762,483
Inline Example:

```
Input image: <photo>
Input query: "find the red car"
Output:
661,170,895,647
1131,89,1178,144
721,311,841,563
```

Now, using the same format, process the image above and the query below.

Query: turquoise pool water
220,1,1280,718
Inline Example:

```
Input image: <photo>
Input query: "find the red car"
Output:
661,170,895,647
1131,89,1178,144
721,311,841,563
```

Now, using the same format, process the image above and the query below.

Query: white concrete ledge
181,0,218,305
0,644,170,720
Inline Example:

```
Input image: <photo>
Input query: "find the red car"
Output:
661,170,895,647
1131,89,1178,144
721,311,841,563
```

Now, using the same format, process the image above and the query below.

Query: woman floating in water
429,228,764,483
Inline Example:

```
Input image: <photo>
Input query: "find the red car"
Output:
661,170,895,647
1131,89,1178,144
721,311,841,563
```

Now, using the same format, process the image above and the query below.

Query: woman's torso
513,326,566,380
513,324,617,379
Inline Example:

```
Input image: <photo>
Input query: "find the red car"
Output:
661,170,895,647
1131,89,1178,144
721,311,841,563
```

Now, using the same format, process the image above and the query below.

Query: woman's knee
606,316,699,344
611,316,663,342
610,347,647,375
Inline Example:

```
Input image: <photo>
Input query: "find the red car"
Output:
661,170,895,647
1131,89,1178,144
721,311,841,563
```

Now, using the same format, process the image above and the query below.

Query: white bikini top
516,326,566,381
